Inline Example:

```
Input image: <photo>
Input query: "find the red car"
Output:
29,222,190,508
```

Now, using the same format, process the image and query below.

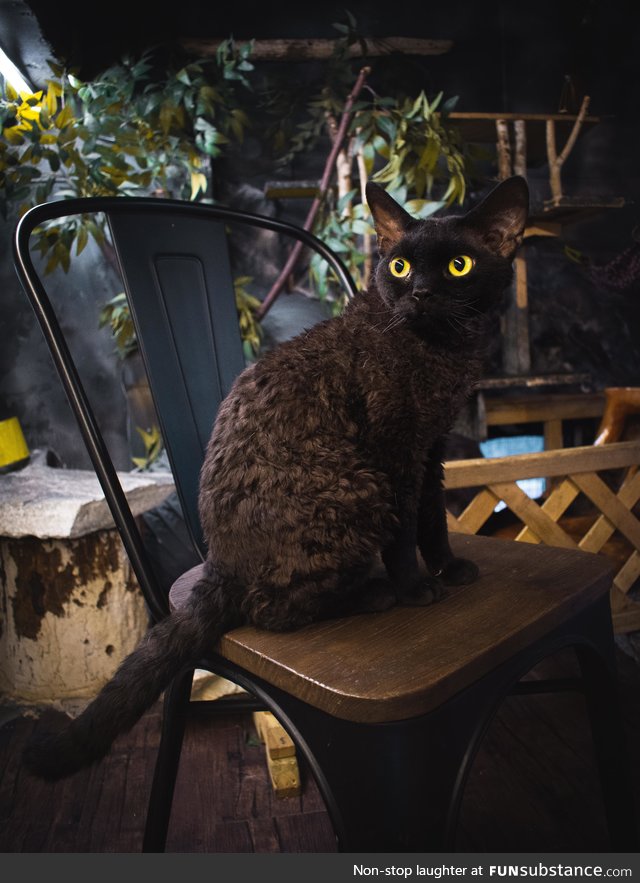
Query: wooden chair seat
171,533,612,723
161,532,637,852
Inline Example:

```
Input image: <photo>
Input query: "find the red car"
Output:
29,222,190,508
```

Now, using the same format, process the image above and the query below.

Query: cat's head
366,176,529,342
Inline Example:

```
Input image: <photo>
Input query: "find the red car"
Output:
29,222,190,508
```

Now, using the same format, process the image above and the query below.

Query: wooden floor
1,646,639,854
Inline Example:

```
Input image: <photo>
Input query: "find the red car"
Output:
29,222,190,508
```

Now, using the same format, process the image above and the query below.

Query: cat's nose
412,287,434,300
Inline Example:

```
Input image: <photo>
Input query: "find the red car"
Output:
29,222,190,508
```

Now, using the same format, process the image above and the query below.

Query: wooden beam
483,391,605,426
444,440,640,489
253,711,301,799
180,36,452,61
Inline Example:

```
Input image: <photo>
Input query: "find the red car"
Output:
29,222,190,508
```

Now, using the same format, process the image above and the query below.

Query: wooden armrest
595,387,640,445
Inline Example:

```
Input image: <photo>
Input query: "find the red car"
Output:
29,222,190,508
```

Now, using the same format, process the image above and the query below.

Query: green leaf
442,95,459,115
375,115,396,141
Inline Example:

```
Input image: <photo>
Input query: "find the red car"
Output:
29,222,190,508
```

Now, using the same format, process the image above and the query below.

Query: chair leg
215,660,506,853
210,601,636,853
266,670,524,852
575,640,638,850
142,667,194,852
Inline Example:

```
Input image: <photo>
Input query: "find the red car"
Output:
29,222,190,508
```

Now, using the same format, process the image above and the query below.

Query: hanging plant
0,40,253,269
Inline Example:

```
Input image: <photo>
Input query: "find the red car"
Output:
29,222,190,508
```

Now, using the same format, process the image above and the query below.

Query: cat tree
450,104,625,382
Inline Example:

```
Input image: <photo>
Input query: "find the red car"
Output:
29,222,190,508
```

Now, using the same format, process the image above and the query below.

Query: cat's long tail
22,561,240,781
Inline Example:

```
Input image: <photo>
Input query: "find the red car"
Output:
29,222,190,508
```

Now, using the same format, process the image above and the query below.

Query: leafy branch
0,40,253,271
259,15,471,311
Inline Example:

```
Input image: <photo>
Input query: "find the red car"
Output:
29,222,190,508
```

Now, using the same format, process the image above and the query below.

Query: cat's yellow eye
448,255,474,277
389,257,411,278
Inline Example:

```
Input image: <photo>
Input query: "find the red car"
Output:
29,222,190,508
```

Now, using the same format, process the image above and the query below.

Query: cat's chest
357,337,477,445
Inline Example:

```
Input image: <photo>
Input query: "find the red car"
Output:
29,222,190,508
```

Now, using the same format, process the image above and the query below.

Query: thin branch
546,96,590,204
558,95,591,166
256,66,371,320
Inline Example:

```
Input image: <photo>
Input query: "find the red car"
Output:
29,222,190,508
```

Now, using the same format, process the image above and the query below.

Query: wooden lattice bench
445,388,640,634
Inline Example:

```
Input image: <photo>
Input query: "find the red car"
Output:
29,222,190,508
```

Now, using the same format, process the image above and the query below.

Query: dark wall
2,0,640,468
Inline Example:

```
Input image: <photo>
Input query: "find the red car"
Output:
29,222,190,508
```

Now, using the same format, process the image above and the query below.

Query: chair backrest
13,196,357,621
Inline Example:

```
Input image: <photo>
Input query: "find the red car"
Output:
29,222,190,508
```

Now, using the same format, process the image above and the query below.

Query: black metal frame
145,595,636,852
13,196,358,623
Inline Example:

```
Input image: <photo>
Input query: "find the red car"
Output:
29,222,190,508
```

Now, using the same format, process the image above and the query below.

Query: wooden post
501,251,531,376
495,119,512,180
513,120,527,178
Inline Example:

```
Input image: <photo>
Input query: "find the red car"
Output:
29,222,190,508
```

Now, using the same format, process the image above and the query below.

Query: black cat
23,175,529,779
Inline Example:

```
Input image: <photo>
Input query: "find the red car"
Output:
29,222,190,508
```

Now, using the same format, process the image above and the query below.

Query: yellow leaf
159,103,173,135
22,90,43,103
18,103,41,121
76,225,89,255
136,425,161,450
190,170,208,200
4,126,26,144
46,83,58,116
46,80,63,97
55,103,74,129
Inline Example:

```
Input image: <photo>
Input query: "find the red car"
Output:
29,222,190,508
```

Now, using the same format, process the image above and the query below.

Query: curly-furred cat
23,175,528,779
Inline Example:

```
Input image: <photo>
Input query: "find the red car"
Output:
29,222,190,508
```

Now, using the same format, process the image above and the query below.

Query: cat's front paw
398,575,446,607
436,556,479,586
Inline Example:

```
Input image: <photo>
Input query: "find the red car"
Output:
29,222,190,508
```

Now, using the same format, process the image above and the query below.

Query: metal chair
13,197,637,852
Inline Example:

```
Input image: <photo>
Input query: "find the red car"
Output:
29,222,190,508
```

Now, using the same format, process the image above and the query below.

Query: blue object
479,434,545,510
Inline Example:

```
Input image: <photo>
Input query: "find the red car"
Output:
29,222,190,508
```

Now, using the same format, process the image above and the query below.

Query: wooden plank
253,711,294,757
181,36,453,61
489,481,578,549
572,473,640,552
450,111,601,124
456,488,502,535
517,478,580,543
446,510,464,532
610,586,640,634
544,418,564,451
221,535,612,724
577,470,640,556
253,712,301,798
253,711,296,759
264,756,301,799
613,552,640,595
483,392,604,427
264,181,320,200
444,440,640,490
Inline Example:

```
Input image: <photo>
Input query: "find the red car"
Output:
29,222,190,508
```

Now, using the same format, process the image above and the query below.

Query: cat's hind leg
245,562,398,631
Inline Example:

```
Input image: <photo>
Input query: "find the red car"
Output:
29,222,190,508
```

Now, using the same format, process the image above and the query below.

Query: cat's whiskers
381,313,407,334
445,310,483,338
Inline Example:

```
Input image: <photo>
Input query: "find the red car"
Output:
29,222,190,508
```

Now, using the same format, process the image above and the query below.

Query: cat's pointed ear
463,176,529,260
366,182,413,255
